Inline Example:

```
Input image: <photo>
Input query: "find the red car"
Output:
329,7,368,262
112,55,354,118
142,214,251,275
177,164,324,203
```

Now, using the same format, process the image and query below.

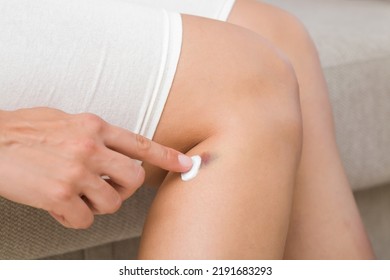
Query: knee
224,74,302,157
270,8,315,55
230,0,316,55
169,16,302,152
212,31,303,152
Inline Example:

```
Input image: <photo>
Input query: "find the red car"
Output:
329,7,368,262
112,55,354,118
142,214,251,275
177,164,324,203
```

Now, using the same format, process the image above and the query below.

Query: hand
0,107,193,229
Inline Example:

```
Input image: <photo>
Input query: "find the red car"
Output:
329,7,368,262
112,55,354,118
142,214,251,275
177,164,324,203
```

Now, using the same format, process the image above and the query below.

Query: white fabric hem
216,0,236,21
140,11,183,139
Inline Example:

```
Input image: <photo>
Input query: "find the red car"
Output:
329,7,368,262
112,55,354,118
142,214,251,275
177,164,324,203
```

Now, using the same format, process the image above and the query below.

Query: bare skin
227,0,375,259
0,107,193,229
139,15,302,259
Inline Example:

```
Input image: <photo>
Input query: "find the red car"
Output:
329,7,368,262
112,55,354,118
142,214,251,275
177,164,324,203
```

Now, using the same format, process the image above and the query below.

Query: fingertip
178,154,193,172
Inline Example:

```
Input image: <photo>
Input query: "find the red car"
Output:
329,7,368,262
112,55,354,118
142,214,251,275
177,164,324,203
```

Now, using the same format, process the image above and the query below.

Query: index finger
103,124,193,173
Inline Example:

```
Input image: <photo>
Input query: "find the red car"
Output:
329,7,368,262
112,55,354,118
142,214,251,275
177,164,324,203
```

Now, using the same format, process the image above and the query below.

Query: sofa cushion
0,186,156,259
266,0,390,191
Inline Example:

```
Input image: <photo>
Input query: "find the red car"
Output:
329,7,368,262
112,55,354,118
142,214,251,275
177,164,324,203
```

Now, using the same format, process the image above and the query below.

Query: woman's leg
139,15,303,259
227,0,375,259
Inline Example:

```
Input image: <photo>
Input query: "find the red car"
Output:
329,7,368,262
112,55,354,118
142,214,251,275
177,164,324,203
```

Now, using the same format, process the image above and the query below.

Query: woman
0,0,374,259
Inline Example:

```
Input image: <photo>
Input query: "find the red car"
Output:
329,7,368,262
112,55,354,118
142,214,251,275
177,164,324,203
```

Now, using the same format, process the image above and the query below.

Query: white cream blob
181,155,202,181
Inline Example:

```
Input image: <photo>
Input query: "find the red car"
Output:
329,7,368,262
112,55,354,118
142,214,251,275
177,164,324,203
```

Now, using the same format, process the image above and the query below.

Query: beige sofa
1,0,389,259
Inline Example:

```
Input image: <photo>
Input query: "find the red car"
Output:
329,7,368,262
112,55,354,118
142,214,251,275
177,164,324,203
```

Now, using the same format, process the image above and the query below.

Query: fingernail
178,154,193,169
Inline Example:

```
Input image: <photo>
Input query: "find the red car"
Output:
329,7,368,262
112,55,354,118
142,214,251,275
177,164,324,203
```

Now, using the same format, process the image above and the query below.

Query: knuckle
118,177,133,191
66,164,87,183
160,147,170,162
135,166,145,187
122,166,145,199
74,137,98,157
91,182,122,215
135,134,151,153
78,113,105,134
52,184,74,203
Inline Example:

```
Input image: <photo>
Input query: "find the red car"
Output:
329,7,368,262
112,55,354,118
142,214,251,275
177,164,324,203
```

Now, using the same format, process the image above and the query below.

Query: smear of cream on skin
181,155,202,181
